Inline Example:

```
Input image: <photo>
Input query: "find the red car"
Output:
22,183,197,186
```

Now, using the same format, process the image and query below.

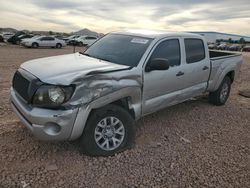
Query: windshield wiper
97,57,112,63
79,52,92,57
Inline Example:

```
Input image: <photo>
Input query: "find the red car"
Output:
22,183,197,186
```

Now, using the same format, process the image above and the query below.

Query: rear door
180,38,210,99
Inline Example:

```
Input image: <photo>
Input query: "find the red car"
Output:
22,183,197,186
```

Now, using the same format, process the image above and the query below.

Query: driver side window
150,39,181,67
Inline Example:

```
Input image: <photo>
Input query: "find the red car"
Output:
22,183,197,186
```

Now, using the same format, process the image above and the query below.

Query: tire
56,43,62,48
80,104,135,156
209,76,232,106
32,42,39,48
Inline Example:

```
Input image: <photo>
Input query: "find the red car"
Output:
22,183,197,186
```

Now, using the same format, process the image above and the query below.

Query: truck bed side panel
207,53,243,92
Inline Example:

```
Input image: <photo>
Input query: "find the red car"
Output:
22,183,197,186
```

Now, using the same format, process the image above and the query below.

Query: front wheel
209,76,232,106
80,104,135,156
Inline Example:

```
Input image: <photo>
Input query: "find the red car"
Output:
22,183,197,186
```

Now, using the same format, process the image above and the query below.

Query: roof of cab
112,29,202,39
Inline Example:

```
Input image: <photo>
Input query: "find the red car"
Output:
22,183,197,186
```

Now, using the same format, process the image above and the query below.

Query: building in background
190,32,250,43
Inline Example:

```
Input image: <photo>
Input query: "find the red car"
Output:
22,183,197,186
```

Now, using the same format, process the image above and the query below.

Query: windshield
83,34,153,67
67,35,76,39
79,36,86,39
32,35,42,39
18,35,24,38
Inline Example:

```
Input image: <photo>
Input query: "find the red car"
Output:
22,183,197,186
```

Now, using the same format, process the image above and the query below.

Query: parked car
11,30,243,156
241,46,250,52
1,32,15,41
208,43,217,49
63,35,80,44
21,36,66,48
229,44,241,51
7,31,25,44
67,36,83,45
75,36,98,46
217,43,228,50
9,34,34,45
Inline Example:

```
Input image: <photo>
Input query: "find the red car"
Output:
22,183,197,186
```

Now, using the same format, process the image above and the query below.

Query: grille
12,71,30,102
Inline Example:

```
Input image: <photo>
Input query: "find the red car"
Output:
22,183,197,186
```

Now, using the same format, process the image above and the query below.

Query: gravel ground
0,44,249,188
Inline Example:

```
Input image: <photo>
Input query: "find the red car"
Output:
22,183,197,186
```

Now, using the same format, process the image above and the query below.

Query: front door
142,38,186,115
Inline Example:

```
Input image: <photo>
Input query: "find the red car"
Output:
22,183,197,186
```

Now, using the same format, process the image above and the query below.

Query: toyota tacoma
11,30,243,156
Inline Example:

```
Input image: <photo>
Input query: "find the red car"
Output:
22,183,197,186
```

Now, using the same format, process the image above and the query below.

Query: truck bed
207,50,242,92
209,50,241,60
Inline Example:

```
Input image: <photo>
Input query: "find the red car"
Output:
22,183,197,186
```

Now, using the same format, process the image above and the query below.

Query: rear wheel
56,43,62,48
209,76,231,106
80,104,135,156
32,42,39,48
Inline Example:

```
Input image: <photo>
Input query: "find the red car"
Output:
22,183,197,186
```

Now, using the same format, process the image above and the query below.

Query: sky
0,0,250,35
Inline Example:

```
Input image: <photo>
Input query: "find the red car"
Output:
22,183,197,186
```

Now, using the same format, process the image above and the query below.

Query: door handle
203,66,209,70
176,71,184,76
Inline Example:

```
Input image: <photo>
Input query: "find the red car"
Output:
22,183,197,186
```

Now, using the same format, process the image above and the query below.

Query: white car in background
75,36,98,46
1,32,15,41
63,35,81,44
21,36,66,48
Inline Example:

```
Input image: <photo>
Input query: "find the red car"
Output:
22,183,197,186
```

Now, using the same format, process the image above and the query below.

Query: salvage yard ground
0,45,249,187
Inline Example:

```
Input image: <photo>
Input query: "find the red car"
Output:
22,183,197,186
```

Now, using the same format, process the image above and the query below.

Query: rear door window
184,39,205,64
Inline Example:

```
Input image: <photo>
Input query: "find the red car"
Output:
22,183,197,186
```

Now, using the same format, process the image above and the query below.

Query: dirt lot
0,44,249,188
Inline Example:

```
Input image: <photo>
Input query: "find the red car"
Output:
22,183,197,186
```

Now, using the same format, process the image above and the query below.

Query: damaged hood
20,52,130,85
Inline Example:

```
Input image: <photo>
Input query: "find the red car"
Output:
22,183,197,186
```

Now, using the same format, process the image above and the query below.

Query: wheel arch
212,69,235,92
70,87,142,140
226,70,235,83
32,42,39,47
56,43,62,47
102,97,136,119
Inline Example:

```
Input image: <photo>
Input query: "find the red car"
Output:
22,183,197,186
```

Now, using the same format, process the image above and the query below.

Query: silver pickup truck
11,30,243,156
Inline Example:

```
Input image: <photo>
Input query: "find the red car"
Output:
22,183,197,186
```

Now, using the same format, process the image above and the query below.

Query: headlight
48,87,65,104
32,85,74,108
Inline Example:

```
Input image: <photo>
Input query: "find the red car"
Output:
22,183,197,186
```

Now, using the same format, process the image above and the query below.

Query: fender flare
213,68,234,91
69,86,142,140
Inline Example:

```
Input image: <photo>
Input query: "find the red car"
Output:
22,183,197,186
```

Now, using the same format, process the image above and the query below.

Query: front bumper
10,88,79,141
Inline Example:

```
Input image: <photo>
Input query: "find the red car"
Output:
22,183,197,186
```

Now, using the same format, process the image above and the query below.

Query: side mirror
145,58,170,72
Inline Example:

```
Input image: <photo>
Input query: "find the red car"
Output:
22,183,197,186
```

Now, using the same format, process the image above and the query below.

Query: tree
228,38,232,43
239,38,245,44
49,31,54,35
